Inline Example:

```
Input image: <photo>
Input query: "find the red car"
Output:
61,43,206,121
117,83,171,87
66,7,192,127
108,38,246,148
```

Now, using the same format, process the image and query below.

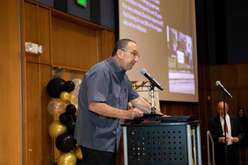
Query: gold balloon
49,121,66,138
60,91,71,102
58,152,77,165
48,99,67,120
69,94,78,110
74,146,83,160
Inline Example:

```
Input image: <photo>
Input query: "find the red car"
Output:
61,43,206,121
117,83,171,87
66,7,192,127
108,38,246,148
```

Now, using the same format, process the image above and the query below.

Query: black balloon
47,78,66,98
66,121,76,134
72,114,77,122
66,104,76,115
59,112,71,124
64,80,75,92
56,133,76,152
59,112,76,134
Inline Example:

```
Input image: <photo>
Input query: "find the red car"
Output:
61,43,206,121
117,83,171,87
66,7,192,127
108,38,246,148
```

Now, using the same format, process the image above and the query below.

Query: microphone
216,81,232,98
140,68,163,91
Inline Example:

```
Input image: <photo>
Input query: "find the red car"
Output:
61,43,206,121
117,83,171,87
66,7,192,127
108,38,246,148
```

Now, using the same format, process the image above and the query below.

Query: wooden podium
122,118,202,165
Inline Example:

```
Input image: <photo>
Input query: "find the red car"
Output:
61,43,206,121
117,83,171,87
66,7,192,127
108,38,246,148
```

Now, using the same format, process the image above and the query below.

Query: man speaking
75,39,159,165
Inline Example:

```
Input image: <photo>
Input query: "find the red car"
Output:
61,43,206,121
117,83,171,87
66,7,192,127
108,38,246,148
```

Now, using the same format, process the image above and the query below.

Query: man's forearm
88,102,143,119
130,96,152,113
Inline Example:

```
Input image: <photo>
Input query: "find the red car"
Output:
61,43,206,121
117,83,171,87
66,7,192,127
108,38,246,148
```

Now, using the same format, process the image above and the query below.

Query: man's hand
232,137,239,143
153,109,164,115
127,108,144,119
218,137,231,144
218,136,239,144
218,137,225,143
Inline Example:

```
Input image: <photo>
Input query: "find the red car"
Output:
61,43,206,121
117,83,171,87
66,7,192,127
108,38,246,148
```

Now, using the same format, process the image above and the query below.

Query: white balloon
70,79,82,110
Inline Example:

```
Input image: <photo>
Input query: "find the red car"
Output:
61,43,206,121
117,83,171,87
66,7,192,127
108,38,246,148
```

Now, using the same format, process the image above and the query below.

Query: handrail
207,130,215,165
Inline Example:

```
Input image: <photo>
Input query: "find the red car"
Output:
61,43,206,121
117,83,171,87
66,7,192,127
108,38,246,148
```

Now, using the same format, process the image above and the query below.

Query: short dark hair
112,39,136,56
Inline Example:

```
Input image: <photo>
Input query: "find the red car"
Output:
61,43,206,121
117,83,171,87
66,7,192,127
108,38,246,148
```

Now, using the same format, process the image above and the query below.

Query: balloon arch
47,77,83,165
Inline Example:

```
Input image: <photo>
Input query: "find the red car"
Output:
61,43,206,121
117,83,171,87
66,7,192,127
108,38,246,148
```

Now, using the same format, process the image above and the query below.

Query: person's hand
155,110,166,116
218,137,225,143
218,136,236,144
150,107,165,116
127,108,144,119
226,136,233,143
218,137,228,144
231,137,239,143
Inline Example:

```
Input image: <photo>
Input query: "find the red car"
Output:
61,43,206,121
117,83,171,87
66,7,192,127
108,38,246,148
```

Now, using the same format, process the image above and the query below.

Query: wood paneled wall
23,0,115,164
24,1,51,64
24,62,52,164
52,17,101,70
0,1,21,165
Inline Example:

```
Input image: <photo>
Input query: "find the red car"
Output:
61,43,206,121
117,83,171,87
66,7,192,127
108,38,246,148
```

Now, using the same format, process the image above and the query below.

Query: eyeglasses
121,48,140,58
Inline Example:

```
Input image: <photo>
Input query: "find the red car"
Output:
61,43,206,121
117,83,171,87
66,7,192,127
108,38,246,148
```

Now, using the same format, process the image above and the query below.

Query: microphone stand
148,82,156,114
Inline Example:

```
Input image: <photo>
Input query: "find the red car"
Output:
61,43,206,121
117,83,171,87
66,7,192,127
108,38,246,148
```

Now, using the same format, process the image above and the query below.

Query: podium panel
123,121,201,165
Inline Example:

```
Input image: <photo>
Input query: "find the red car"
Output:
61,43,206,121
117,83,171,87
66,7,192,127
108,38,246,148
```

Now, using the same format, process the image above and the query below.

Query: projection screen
119,0,198,102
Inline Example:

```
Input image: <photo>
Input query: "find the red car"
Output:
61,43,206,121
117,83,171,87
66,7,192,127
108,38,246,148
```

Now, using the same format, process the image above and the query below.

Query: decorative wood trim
51,64,87,73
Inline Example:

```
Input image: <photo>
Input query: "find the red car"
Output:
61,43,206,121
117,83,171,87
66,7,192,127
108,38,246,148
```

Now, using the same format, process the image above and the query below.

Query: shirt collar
219,114,230,120
106,57,126,80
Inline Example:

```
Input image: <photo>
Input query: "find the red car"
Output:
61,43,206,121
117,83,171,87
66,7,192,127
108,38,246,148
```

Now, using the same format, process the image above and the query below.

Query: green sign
76,0,87,7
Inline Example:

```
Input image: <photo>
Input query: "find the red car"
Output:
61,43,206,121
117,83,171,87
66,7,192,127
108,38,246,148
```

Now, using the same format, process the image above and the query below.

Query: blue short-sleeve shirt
74,57,139,152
